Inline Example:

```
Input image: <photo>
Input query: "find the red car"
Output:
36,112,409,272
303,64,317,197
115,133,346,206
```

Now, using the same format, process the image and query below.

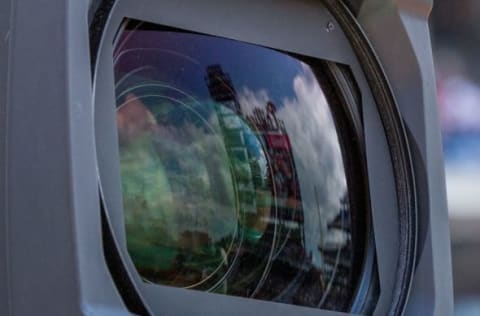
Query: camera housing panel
0,0,453,315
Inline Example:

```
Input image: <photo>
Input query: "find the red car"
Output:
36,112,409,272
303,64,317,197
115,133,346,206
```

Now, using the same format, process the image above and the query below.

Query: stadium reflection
114,22,360,311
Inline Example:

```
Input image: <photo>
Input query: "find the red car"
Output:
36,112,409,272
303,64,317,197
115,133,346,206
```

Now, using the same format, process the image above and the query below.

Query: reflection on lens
113,21,362,311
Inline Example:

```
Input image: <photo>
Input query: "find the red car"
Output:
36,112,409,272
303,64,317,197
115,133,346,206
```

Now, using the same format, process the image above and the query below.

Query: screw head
326,21,335,32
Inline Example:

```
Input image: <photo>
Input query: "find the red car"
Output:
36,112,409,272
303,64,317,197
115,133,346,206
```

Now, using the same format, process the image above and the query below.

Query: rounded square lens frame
91,1,417,316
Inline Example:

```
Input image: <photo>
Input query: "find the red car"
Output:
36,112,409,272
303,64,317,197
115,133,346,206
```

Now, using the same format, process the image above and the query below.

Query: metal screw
326,21,335,32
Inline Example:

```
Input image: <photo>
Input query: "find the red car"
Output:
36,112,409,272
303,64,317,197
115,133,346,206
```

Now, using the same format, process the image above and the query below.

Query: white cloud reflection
237,87,270,116
238,66,348,265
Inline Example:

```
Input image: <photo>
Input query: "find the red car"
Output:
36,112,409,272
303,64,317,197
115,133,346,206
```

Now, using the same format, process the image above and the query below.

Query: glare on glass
113,22,358,311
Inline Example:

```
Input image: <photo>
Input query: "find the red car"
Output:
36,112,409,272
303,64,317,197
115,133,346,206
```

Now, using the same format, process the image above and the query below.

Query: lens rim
112,22,370,309
91,1,416,315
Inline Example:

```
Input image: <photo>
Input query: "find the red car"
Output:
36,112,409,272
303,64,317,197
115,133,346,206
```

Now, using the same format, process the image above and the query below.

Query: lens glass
113,21,361,310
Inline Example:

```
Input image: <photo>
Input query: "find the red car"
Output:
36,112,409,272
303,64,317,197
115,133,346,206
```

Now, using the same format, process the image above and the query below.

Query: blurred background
430,2,480,315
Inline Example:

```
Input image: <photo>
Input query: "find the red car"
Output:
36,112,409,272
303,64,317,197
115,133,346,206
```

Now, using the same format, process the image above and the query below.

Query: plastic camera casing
0,0,453,315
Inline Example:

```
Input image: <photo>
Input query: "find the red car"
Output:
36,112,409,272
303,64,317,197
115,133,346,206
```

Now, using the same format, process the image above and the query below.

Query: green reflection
118,94,271,288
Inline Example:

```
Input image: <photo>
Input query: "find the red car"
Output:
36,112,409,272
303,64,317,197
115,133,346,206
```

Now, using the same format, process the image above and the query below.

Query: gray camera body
0,0,453,315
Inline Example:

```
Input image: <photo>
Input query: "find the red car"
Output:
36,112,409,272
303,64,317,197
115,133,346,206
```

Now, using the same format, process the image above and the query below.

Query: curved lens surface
113,22,362,310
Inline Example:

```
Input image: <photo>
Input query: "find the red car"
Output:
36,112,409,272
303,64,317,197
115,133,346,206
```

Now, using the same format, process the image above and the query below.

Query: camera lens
113,21,364,310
